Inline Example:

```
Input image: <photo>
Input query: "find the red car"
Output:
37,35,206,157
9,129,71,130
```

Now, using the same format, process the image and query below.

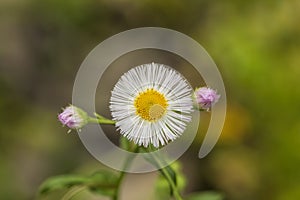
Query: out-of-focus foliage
0,0,299,199
187,191,224,200
155,161,186,200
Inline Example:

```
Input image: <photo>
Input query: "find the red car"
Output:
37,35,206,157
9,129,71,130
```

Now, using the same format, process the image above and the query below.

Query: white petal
109,63,194,147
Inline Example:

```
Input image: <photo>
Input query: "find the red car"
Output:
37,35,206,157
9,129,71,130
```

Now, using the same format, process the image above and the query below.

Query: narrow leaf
88,171,119,197
39,175,88,195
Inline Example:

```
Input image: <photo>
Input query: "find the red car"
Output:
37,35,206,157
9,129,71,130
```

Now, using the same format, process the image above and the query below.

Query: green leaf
39,170,119,198
88,170,118,197
186,191,224,200
170,162,186,192
155,161,186,199
39,175,88,195
158,165,177,196
164,165,177,186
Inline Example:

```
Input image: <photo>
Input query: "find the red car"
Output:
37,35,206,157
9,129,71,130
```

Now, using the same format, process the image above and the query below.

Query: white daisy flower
109,63,194,148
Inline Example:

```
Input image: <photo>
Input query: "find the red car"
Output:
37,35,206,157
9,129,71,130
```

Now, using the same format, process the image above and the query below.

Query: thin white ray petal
109,63,194,147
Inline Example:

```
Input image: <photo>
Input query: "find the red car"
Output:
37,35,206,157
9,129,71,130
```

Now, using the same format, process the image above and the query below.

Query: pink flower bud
194,87,220,110
58,105,88,130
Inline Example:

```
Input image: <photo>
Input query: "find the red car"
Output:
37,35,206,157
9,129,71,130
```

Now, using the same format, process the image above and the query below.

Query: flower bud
58,105,88,131
194,87,220,110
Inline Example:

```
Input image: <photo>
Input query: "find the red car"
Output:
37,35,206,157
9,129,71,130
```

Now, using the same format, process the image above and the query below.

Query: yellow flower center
134,88,168,121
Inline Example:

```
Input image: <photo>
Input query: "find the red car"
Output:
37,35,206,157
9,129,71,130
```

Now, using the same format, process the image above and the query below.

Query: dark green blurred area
1,0,300,199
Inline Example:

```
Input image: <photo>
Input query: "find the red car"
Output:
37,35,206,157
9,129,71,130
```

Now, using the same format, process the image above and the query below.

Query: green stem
88,117,115,125
162,168,183,200
147,148,183,200
158,162,183,200
113,146,138,200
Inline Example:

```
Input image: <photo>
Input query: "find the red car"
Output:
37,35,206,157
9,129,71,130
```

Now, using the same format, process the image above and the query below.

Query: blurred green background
1,0,300,199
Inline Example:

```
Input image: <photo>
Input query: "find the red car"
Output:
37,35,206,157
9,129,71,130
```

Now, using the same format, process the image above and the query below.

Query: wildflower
194,87,220,110
58,105,89,132
110,63,193,148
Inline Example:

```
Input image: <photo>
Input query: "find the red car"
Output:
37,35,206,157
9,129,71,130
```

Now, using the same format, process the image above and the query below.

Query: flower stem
88,117,115,125
157,161,183,200
113,146,138,200
146,148,183,200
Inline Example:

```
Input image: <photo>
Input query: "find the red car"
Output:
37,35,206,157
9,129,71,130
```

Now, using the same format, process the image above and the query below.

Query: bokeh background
1,0,300,199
